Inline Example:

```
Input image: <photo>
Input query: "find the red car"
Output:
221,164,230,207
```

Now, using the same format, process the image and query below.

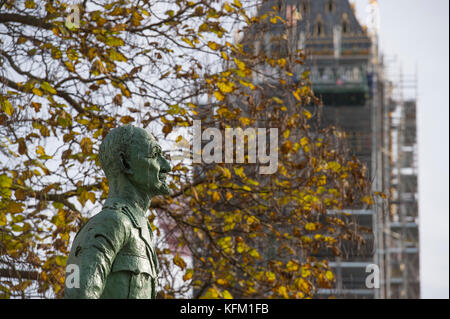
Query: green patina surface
64,125,171,299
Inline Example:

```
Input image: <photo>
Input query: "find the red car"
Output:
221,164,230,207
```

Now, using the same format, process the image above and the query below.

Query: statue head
99,125,171,198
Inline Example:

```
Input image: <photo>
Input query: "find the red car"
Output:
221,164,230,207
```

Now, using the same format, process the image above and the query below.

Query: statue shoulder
74,205,132,239
94,205,134,228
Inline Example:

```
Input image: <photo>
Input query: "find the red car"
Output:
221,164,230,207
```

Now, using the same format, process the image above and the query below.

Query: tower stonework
243,0,420,298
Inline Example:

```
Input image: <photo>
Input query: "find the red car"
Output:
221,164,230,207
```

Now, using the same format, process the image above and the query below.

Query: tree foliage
0,0,372,298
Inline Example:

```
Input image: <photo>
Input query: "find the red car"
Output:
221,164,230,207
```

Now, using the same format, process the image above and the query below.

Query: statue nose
159,155,171,173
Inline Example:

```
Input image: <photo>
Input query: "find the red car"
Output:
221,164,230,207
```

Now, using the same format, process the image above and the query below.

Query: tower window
301,0,310,14
342,14,350,34
342,21,350,34
316,21,323,36
326,0,335,13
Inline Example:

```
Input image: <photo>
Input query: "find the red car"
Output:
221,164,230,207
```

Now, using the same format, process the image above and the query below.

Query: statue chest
103,225,158,299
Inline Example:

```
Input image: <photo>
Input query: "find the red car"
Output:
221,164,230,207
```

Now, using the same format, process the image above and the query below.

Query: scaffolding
379,61,420,298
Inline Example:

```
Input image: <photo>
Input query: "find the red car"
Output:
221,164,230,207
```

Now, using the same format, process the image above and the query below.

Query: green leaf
105,36,124,47
40,82,57,94
0,174,12,188
109,48,127,62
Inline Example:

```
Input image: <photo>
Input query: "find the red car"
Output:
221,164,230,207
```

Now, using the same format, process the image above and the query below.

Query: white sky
351,0,449,299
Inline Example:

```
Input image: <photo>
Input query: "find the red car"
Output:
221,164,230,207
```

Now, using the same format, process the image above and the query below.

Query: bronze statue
64,125,171,298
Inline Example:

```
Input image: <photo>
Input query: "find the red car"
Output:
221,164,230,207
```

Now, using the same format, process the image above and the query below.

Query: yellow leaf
234,167,245,178
301,267,311,278
300,137,308,146
65,61,75,72
106,36,124,47
234,58,246,71
25,0,36,9
221,51,229,60
270,16,279,24
222,290,233,299
361,196,374,205
222,167,231,179
66,48,79,61
36,145,45,156
183,269,193,281
292,88,302,101
200,287,219,299
87,192,96,204
32,88,43,97
303,110,312,119
182,37,195,48
277,58,287,67
217,82,233,93
249,248,261,259
214,91,225,101
286,260,299,272
217,278,227,285
326,270,334,281
109,48,127,62
266,271,276,282
0,213,6,226
272,97,283,104
277,286,289,298
233,0,242,8
120,115,135,124
247,216,259,225
239,117,250,126
239,80,255,90
80,137,93,154
212,191,220,202
326,161,341,172
236,242,245,253
0,97,13,116
173,253,186,270
224,2,234,12
0,174,13,188
207,41,219,51
41,81,57,94
218,237,232,252
225,192,233,200
295,277,310,293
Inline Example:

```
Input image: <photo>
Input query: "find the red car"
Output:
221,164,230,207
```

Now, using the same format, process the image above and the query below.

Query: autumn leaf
183,269,193,281
109,48,127,62
207,41,219,51
0,97,13,116
214,91,225,101
173,253,186,270
40,82,57,94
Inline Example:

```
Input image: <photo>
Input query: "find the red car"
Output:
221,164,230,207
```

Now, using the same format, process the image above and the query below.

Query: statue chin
154,181,170,196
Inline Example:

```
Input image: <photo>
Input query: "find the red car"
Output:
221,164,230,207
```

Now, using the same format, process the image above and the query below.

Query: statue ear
119,152,132,174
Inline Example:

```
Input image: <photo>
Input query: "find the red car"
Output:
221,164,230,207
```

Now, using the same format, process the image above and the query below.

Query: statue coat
64,198,158,299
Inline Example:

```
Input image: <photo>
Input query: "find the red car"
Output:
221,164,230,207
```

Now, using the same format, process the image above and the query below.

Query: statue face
126,128,171,196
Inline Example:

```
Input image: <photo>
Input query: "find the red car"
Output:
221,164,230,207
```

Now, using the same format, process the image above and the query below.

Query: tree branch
0,268,40,280
0,13,53,30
